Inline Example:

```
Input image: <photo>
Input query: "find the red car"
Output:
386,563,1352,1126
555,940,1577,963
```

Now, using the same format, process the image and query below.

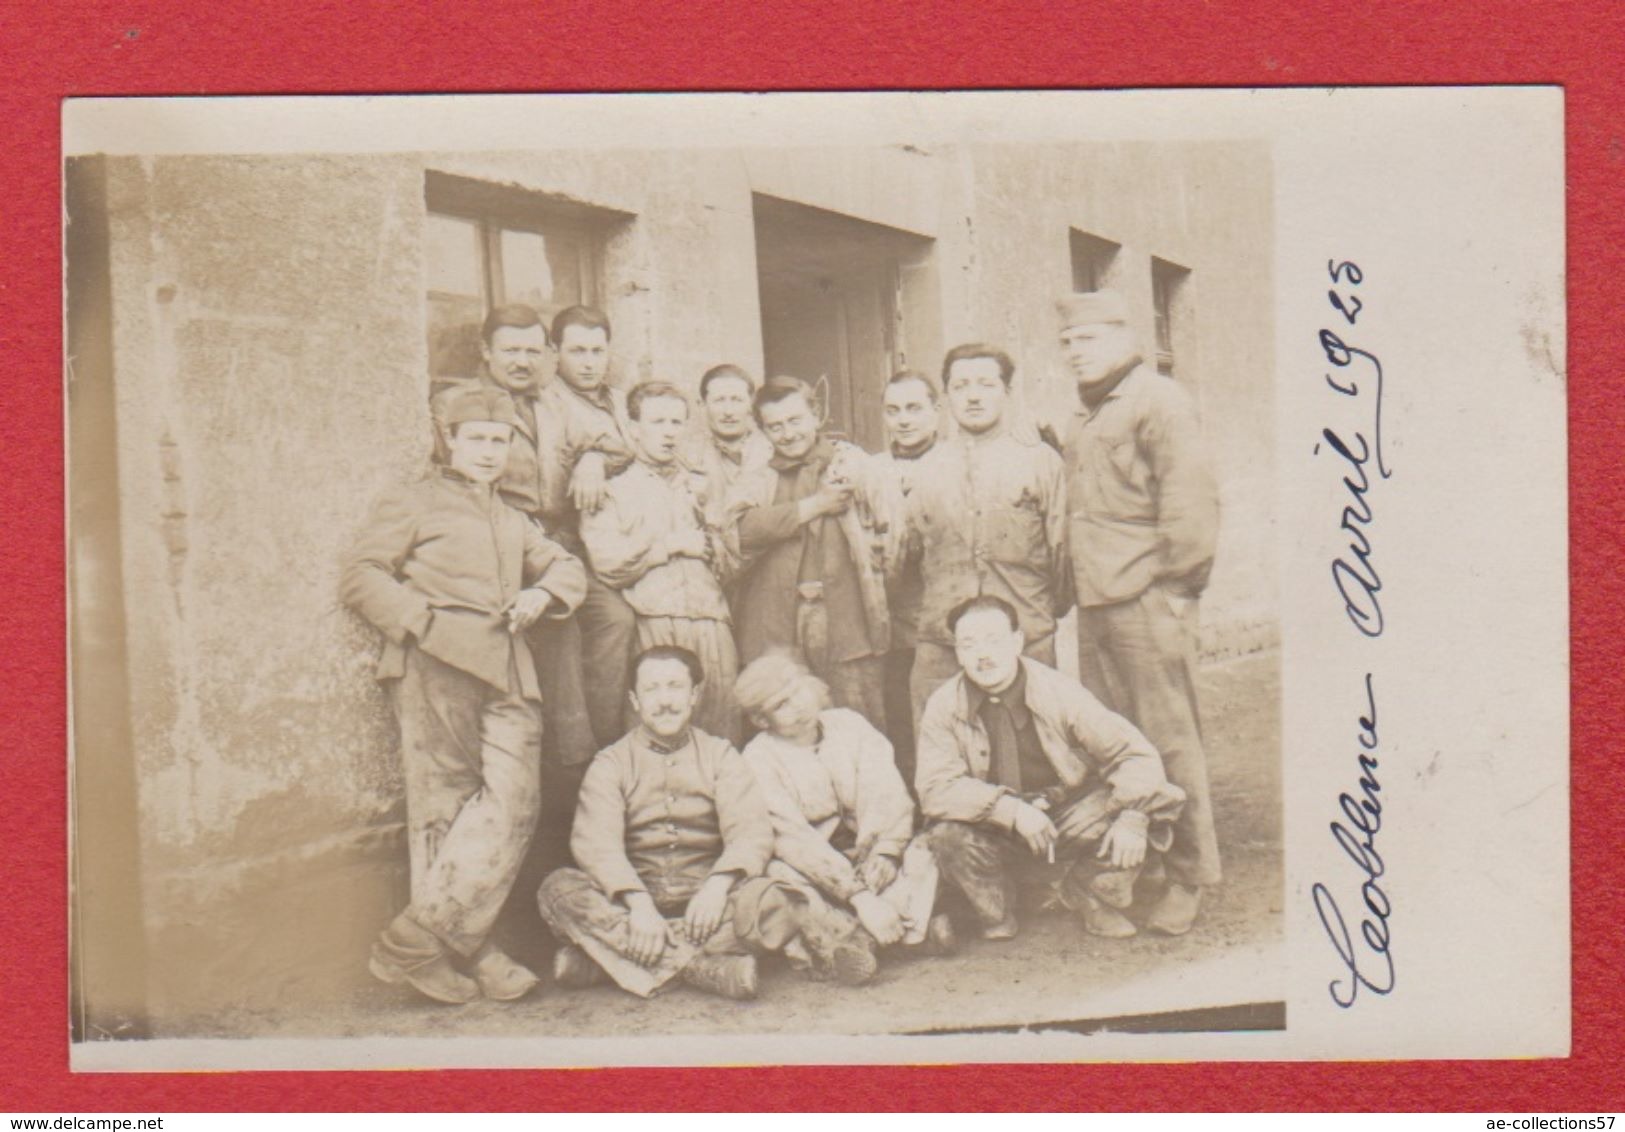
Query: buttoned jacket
340,469,588,700
915,657,1185,827
1062,362,1219,606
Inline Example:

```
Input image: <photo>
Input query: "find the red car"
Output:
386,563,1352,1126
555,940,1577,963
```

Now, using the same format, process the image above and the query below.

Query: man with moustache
898,344,1070,726
1056,289,1221,936
579,382,741,743
874,370,941,783
542,304,643,751
725,375,892,728
342,387,588,1003
536,646,840,1000
681,363,773,502
916,596,1185,940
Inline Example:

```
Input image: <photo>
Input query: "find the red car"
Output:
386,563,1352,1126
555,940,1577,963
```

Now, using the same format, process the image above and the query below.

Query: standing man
875,370,941,784
543,305,642,751
430,305,595,768
916,596,1185,940
682,363,773,501
726,376,892,728
901,344,1069,726
1057,289,1221,936
342,387,588,1003
579,382,741,743
536,646,843,1000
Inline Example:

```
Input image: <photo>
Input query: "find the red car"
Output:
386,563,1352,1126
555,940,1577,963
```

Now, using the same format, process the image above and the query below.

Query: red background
3,0,1620,1111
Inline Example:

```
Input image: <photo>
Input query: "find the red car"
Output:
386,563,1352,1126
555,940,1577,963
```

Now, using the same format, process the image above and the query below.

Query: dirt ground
195,649,1281,1042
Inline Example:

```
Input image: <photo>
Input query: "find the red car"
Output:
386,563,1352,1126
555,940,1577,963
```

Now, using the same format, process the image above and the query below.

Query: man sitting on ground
736,652,955,980
536,645,862,1000
916,596,1187,940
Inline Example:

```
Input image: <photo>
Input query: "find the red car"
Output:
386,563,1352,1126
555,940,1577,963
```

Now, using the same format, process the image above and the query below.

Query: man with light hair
1057,288,1222,936
735,652,954,976
343,386,588,1003
916,595,1186,941
536,646,865,999
579,381,741,743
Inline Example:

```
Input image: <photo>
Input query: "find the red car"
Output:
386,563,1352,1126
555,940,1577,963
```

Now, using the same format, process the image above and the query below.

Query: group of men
341,288,1222,1006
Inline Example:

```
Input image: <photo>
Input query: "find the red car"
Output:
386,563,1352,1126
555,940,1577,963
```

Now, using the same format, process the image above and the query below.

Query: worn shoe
1090,868,1138,911
979,910,1019,941
921,912,959,956
469,943,541,1001
797,912,879,985
1145,882,1203,936
550,944,606,990
1080,895,1138,939
369,935,480,1005
681,953,759,1000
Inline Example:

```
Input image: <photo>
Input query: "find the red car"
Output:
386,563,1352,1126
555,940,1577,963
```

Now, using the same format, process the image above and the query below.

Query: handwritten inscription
1315,260,1392,640
1311,674,1394,1007
1310,261,1397,1009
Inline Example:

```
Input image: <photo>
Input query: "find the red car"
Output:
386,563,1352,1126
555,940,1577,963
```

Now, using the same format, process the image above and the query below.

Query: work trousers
765,834,941,947
391,646,543,957
925,786,1153,930
908,632,1056,728
536,868,803,998
1076,586,1222,887
579,574,639,748
531,615,596,767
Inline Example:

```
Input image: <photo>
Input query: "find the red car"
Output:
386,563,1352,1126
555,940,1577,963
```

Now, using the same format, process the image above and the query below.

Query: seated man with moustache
736,652,955,979
916,596,1187,940
536,645,862,1000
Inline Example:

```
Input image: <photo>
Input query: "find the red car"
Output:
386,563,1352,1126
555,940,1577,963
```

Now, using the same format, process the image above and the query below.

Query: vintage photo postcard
63,88,1566,1071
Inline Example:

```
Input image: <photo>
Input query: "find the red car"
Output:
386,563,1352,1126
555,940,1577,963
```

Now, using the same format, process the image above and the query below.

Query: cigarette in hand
1046,843,1055,865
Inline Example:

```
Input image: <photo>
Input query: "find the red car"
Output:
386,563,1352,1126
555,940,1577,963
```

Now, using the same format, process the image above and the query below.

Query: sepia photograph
64,90,1564,1070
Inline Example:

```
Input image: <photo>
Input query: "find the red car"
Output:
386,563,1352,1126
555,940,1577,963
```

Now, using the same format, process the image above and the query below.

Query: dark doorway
753,196,936,453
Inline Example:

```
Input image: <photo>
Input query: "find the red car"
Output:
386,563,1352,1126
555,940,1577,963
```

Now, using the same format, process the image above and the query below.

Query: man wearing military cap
1056,288,1222,936
343,386,589,1003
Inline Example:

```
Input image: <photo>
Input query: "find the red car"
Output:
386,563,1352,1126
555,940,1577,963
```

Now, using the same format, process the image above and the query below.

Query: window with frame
1069,228,1121,293
424,171,622,380
1151,256,1192,378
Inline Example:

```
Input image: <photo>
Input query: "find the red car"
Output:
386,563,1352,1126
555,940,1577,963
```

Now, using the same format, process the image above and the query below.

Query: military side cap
1056,289,1131,330
443,386,520,429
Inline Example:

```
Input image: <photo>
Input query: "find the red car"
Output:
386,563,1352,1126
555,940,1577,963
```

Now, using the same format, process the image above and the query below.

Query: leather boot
1080,894,1138,938
469,942,541,1001
368,914,479,1005
551,944,607,989
796,907,878,985
921,912,959,956
1145,882,1202,936
681,953,759,1000
1090,868,1138,911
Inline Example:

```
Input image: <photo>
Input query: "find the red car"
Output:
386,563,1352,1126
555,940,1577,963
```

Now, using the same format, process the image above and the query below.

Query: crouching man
916,596,1187,939
536,646,813,1000
341,387,589,1004
735,652,954,980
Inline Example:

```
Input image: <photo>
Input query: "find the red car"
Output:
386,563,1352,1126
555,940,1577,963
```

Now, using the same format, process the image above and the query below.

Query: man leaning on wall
341,387,588,1004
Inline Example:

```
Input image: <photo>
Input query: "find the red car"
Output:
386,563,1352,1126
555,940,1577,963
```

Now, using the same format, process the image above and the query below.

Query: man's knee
536,866,598,925
925,820,999,868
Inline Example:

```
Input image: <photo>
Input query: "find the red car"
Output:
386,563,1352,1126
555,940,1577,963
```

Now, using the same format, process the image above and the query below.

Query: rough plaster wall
965,141,1278,652
103,154,431,1017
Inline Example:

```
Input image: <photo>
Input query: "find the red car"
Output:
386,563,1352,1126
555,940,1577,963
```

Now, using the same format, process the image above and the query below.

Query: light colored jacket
899,430,1070,648
579,459,732,621
743,708,915,901
915,657,1185,827
340,469,588,700
1062,362,1219,606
